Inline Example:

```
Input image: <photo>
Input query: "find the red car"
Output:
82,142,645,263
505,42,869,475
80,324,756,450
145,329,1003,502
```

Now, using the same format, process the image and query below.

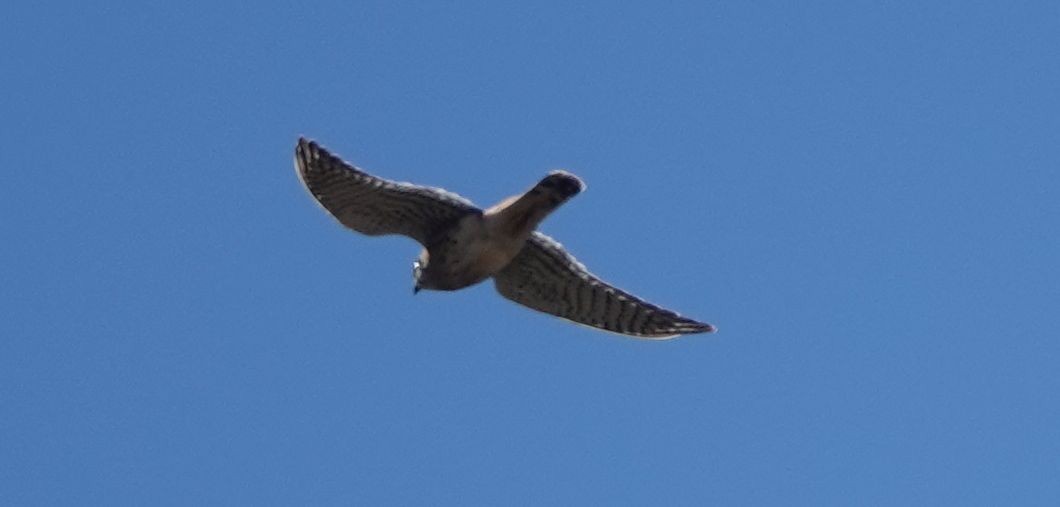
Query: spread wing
294,138,480,246
494,232,716,339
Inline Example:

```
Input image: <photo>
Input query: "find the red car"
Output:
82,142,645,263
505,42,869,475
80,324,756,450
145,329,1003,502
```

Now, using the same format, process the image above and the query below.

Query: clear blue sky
3,1,1058,504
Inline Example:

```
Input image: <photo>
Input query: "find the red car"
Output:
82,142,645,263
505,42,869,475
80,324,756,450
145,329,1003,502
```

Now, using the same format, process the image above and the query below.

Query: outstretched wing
494,232,716,339
295,138,480,246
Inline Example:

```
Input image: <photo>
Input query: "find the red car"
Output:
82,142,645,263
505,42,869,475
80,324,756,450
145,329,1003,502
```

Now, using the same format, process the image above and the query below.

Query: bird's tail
535,171,585,202
488,171,586,235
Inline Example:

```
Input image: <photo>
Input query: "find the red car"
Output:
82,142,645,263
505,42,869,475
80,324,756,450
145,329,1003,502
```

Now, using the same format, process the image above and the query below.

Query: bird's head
412,260,424,294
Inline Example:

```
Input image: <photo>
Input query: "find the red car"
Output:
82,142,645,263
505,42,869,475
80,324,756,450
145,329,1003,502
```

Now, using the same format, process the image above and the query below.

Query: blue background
3,1,1058,504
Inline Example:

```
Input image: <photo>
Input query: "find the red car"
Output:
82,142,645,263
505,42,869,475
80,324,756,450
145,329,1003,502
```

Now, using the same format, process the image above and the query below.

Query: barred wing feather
295,138,479,246
494,232,715,339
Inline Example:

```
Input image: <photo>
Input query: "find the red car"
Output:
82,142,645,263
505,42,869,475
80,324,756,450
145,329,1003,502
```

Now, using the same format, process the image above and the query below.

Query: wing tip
676,318,717,335
637,318,716,339
294,137,314,170
659,323,717,339
294,137,341,180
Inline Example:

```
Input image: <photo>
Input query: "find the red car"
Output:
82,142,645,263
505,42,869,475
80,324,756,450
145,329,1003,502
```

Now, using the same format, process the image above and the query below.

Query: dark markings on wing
493,232,716,339
294,138,480,246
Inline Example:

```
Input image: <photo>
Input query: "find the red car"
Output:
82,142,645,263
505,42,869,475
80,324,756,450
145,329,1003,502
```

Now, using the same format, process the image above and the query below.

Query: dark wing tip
294,137,340,180
633,309,716,338
294,137,312,165
651,318,716,339
689,321,717,334
297,136,331,157
294,138,309,177
295,137,320,159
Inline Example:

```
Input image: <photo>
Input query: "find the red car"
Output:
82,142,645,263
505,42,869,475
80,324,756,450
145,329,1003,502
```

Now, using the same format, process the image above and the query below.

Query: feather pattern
494,232,715,339
294,138,479,246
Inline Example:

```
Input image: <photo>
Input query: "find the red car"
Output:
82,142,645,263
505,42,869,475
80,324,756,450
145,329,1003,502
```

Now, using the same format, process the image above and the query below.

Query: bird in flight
294,138,716,339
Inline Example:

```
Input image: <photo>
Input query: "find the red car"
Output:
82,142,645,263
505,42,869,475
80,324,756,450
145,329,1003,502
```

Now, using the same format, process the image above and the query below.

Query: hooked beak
413,285,421,295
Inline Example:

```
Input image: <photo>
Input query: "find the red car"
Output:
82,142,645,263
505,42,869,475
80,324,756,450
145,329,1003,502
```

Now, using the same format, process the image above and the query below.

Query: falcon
294,137,716,339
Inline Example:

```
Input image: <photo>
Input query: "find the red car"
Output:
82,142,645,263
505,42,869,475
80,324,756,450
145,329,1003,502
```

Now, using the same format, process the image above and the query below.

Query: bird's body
417,171,585,291
294,137,715,339
416,211,518,291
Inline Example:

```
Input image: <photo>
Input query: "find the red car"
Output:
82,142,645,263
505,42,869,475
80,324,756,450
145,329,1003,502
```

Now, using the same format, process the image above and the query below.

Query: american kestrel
295,138,716,339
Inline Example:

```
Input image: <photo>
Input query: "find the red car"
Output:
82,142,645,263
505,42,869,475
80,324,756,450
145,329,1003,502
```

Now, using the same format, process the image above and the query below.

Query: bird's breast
426,215,528,290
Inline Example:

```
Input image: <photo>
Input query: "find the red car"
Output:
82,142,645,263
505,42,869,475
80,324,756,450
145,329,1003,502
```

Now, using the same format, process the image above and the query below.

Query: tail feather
488,170,586,235
537,171,585,202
